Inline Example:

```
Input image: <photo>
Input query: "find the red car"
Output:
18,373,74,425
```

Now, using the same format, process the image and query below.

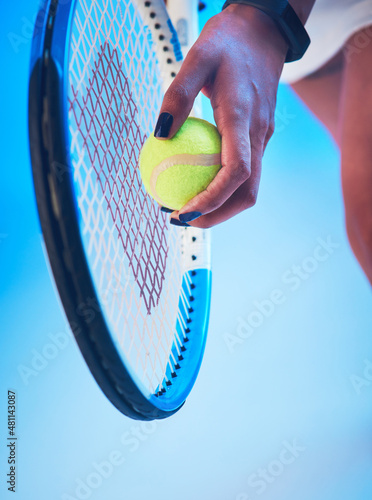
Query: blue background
1,1,371,499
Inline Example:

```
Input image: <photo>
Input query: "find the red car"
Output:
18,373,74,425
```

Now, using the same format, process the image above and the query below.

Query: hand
155,4,288,228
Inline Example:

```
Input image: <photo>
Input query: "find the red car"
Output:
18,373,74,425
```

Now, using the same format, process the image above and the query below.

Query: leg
290,50,343,145
290,34,372,284
338,28,372,284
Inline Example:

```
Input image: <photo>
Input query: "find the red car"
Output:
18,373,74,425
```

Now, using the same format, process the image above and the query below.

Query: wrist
224,4,289,62
222,0,311,62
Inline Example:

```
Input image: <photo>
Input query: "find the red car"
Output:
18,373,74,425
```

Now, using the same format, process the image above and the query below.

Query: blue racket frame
28,0,212,420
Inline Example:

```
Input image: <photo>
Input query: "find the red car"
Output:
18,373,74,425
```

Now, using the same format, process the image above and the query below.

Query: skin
157,4,290,227
159,2,372,284
291,50,343,144
157,1,314,228
291,28,372,284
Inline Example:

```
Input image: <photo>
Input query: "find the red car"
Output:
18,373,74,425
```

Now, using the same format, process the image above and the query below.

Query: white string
68,0,184,395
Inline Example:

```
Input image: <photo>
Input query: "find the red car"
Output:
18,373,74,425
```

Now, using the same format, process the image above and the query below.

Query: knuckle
238,193,257,213
230,159,251,183
237,186,258,211
204,194,222,213
224,105,248,124
187,42,219,73
188,43,208,64
254,118,269,144
244,190,257,208
193,185,221,214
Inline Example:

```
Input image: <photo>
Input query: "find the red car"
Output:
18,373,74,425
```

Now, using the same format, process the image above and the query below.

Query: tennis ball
139,117,221,211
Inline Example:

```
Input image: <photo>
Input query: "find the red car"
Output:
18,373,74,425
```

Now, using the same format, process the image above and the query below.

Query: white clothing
280,0,372,83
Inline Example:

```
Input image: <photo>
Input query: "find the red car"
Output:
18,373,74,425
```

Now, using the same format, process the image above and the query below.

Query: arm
156,0,316,227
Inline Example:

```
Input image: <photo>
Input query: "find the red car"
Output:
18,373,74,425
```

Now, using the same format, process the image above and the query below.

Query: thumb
154,49,210,139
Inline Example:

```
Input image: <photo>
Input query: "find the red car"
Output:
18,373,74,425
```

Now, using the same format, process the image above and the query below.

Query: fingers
177,137,263,227
174,55,272,225
175,124,251,223
190,174,261,228
173,49,269,223
153,14,277,228
154,47,212,139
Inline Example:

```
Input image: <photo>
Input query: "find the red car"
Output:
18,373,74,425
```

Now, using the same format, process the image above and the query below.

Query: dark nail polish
154,112,173,138
161,206,173,213
170,218,190,227
179,211,202,223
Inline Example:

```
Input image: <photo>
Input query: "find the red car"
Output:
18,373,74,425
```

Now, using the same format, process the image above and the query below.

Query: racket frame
28,0,211,420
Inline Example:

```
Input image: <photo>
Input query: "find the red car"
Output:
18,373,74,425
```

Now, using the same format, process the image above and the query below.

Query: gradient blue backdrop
1,1,371,499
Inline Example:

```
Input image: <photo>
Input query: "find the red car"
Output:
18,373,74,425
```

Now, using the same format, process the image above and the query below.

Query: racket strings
70,42,170,313
68,0,192,395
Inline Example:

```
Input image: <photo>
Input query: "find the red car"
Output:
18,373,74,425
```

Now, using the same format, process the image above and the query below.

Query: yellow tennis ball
139,117,221,211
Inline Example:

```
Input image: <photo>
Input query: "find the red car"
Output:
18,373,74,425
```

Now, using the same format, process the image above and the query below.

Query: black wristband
222,0,310,62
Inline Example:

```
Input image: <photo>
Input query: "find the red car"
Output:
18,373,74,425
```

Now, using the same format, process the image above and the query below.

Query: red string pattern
69,42,169,314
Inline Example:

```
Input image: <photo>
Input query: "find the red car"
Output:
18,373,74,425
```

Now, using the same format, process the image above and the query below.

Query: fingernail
161,206,173,213
170,218,190,227
179,211,202,223
154,112,173,138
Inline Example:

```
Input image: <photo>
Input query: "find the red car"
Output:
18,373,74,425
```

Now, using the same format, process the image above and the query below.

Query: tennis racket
28,0,211,420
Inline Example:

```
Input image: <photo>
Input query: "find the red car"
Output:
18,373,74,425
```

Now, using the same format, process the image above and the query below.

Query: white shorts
280,0,372,84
